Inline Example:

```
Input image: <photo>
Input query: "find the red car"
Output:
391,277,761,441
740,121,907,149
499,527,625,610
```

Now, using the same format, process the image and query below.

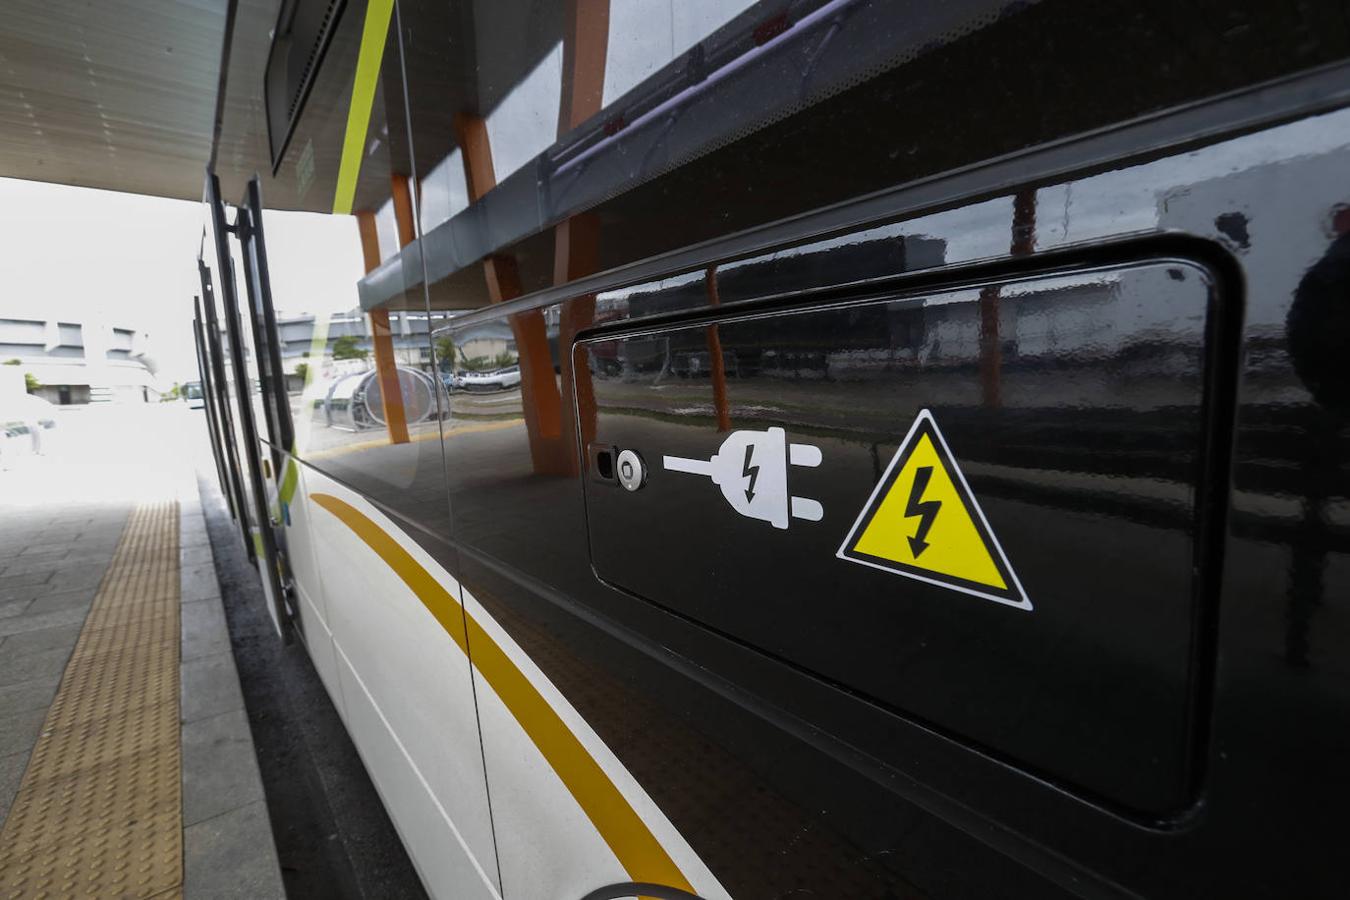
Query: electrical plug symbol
663,427,824,529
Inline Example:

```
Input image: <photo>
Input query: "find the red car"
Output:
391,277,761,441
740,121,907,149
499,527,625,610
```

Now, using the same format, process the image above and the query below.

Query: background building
272,309,517,390
0,313,158,404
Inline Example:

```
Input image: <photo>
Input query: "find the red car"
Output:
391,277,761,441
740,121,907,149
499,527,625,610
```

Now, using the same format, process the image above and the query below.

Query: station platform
0,404,427,900
0,407,284,899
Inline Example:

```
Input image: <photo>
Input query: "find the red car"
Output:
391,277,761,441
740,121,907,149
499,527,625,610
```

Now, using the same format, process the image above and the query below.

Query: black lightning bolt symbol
904,466,941,557
742,443,760,502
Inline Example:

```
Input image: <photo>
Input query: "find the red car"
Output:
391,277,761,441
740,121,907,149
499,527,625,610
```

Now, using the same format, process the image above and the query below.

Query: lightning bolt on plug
742,443,760,501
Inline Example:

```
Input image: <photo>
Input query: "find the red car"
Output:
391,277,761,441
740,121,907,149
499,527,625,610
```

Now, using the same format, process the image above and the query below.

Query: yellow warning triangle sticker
837,409,1031,610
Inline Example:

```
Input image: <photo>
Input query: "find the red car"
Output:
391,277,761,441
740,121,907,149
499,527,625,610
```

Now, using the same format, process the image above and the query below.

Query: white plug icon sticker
663,427,824,529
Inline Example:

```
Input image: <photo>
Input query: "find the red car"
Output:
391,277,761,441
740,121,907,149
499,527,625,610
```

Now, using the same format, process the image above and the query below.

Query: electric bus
191,1,1350,897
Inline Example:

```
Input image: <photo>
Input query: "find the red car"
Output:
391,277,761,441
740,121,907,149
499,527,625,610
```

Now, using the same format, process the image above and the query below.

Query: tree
492,351,517,369
5,359,38,391
331,335,368,361
294,362,310,385
434,336,456,369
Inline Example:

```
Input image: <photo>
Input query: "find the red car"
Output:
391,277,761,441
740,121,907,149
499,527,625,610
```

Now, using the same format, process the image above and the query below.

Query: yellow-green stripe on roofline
333,0,396,216
280,0,398,507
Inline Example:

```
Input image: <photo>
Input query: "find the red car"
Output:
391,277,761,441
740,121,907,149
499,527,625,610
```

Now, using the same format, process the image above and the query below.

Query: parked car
0,419,35,467
0,393,57,463
460,365,521,392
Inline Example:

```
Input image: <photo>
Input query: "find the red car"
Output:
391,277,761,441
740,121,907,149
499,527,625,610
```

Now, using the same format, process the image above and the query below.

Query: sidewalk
0,404,283,899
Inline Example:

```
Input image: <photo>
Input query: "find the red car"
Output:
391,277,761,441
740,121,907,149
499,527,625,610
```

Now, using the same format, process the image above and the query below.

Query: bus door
204,171,291,639
234,175,305,637
190,298,234,524
196,258,252,557
236,177,294,475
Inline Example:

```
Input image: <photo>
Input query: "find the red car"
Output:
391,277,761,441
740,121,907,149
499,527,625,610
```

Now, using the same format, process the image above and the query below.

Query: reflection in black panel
579,259,1219,813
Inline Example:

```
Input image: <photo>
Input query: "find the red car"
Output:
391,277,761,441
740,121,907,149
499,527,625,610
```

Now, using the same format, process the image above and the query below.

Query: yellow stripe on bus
309,492,695,894
332,0,396,215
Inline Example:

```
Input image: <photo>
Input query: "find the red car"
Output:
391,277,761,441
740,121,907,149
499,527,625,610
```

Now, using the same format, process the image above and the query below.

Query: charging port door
575,258,1223,815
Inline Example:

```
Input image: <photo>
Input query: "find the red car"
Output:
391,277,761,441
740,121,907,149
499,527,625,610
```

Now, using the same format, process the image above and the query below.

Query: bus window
251,33,450,533
235,5,499,892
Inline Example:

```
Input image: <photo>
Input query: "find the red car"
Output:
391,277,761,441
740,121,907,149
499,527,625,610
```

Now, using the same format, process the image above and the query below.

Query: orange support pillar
559,0,610,133
450,1,610,475
356,209,410,443
487,256,566,474
392,173,417,247
456,114,569,475
356,209,382,274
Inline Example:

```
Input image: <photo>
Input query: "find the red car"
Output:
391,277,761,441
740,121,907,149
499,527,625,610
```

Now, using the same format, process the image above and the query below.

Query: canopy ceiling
0,0,258,201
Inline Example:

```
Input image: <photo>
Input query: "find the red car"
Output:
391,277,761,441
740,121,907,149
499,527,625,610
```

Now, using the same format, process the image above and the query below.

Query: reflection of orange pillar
559,0,609,132
556,214,600,464
553,0,610,466
1011,189,1037,257
979,190,1037,409
485,255,565,464
978,284,1002,409
356,210,410,443
391,174,416,247
704,266,732,432
456,113,569,475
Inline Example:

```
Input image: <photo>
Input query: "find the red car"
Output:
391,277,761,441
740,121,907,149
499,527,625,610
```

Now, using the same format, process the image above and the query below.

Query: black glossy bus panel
206,0,1350,893
578,260,1220,814
436,104,1350,896
452,545,1078,900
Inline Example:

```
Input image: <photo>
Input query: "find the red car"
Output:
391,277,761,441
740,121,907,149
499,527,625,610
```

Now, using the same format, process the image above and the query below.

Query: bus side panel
457,579,732,900
301,468,499,899
444,313,1073,900
281,459,345,716
430,103,1350,899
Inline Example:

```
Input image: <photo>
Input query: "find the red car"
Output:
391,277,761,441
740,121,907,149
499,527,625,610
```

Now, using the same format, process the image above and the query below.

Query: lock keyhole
615,449,646,492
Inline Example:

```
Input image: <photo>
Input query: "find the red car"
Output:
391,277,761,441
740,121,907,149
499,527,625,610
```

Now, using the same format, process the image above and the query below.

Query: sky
0,177,203,383
0,176,364,387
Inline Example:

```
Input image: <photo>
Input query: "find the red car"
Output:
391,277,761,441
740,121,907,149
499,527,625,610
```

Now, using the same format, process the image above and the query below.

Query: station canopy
0,0,280,202
0,0,574,214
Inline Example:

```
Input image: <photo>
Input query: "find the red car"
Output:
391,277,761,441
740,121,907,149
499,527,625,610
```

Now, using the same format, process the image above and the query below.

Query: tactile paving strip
0,501,182,899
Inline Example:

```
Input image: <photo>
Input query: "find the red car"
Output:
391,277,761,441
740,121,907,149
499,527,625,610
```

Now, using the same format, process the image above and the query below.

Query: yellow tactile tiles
0,501,182,899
